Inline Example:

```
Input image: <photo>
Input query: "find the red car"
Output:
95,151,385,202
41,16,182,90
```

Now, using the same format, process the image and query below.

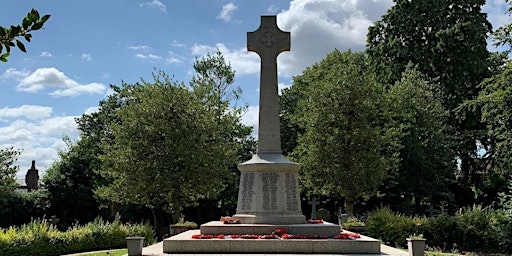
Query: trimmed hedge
0,216,155,256
366,206,512,253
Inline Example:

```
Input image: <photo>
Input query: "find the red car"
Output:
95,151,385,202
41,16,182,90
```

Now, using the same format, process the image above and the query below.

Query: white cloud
84,106,99,115
1,68,30,81
275,0,393,76
171,40,186,47
140,0,167,13
483,0,510,30
191,43,260,75
217,2,238,22
127,45,151,51
16,67,107,97
166,51,184,64
240,105,259,138
0,114,79,178
0,105,53,120
81,53,92,61
278,82,291,95
50,83,106,97
40,51,53,58
135,53,162,60
267,5,279,14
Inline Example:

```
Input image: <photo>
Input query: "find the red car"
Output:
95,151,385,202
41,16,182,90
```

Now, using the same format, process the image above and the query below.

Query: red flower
273,228,287,236
306,219,323,224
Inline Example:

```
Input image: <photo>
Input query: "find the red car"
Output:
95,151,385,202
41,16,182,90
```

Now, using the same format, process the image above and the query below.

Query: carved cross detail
247,16,290,154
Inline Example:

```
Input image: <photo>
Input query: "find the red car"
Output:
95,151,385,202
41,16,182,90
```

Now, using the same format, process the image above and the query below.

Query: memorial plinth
233,153,306,224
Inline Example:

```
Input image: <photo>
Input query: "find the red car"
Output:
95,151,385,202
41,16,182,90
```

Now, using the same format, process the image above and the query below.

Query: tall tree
290,50,398,217
0,9,50,62
42,136,105,225
0,147,21,194
97,53,250,225
464,62,512,205
367,0,492,187
385,64,456,214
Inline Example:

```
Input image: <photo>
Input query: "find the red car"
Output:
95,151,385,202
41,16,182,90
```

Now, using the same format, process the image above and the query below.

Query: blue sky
0,0,509,178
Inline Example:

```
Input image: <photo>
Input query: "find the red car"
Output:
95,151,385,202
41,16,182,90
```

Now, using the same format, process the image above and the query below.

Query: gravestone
308,197,321,219
232,16,305,225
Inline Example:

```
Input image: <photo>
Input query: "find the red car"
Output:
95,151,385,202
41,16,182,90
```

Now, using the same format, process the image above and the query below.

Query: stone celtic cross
247,15,290,154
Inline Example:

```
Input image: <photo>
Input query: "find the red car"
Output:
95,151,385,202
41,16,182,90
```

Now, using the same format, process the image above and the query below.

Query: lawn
77,249,127,256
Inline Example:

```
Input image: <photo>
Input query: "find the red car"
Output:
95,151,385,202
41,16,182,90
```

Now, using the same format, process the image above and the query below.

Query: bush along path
366,206,512,254
0,216,155,256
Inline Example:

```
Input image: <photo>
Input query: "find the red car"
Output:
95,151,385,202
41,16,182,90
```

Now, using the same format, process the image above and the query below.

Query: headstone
308,197,321,219
233,16,305,225
25,160,39,192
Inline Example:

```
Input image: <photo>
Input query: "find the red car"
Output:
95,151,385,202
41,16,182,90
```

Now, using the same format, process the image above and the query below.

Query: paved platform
138,241,408,255
164,230,381,254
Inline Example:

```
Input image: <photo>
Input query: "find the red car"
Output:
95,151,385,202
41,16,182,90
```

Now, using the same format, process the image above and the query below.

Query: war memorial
163,15,382,254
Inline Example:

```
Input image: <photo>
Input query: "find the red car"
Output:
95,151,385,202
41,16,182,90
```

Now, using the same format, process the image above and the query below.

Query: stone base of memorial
232,153,306,225
163,226,381,254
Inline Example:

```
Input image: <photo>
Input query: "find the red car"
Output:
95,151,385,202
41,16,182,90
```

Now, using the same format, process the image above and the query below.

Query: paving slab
138,240,408,256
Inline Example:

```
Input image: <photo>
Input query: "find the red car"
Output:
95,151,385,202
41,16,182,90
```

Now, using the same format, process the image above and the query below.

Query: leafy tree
366,0,492,187
465,62,512,204
289,50,398,216
0,9,50,62
0,147,21,194
385,64,456,214
42,136,105,226
97,53,250,225
187,50,255,220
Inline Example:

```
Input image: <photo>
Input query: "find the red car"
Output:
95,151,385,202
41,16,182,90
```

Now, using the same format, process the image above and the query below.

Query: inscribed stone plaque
285,173,299,211
240,173,255,210
260,172,279,210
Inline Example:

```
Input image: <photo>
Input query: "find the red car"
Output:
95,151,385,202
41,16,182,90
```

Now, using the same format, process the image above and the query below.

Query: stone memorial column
233,16,305,225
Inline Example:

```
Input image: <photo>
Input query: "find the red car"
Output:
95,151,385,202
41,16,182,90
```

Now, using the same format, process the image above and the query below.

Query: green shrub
367,206,512,254
423,214,462,252
366,207,425,247
0,215,155,255
456,205,506,253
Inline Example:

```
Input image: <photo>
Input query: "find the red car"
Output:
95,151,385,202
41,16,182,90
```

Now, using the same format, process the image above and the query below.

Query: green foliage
0,147,21,194
477,62,512,172
171,221,197,228
367,206,512,253
492,0,512,54
384,65,455,213
42,137,106,226
289,50,398,216
343,217,365,229
367,0,492,186
0,216,154,256
0,190,48,228
97,53,250,223
0,9,50,62
366,207,424,247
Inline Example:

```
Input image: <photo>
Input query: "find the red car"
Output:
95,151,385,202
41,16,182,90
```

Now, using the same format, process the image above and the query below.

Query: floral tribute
220,216,241,224
191,228,361,240
306,219,324,224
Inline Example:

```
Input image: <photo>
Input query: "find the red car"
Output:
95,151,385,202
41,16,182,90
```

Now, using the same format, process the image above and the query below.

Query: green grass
77,249,127,256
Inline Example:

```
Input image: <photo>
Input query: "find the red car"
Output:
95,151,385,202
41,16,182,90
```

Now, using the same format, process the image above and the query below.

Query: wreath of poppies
191,228,361,240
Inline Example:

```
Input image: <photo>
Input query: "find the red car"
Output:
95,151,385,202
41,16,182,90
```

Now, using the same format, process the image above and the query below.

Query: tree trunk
414,195,421,215
345,198,355,217
151,208,161,239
